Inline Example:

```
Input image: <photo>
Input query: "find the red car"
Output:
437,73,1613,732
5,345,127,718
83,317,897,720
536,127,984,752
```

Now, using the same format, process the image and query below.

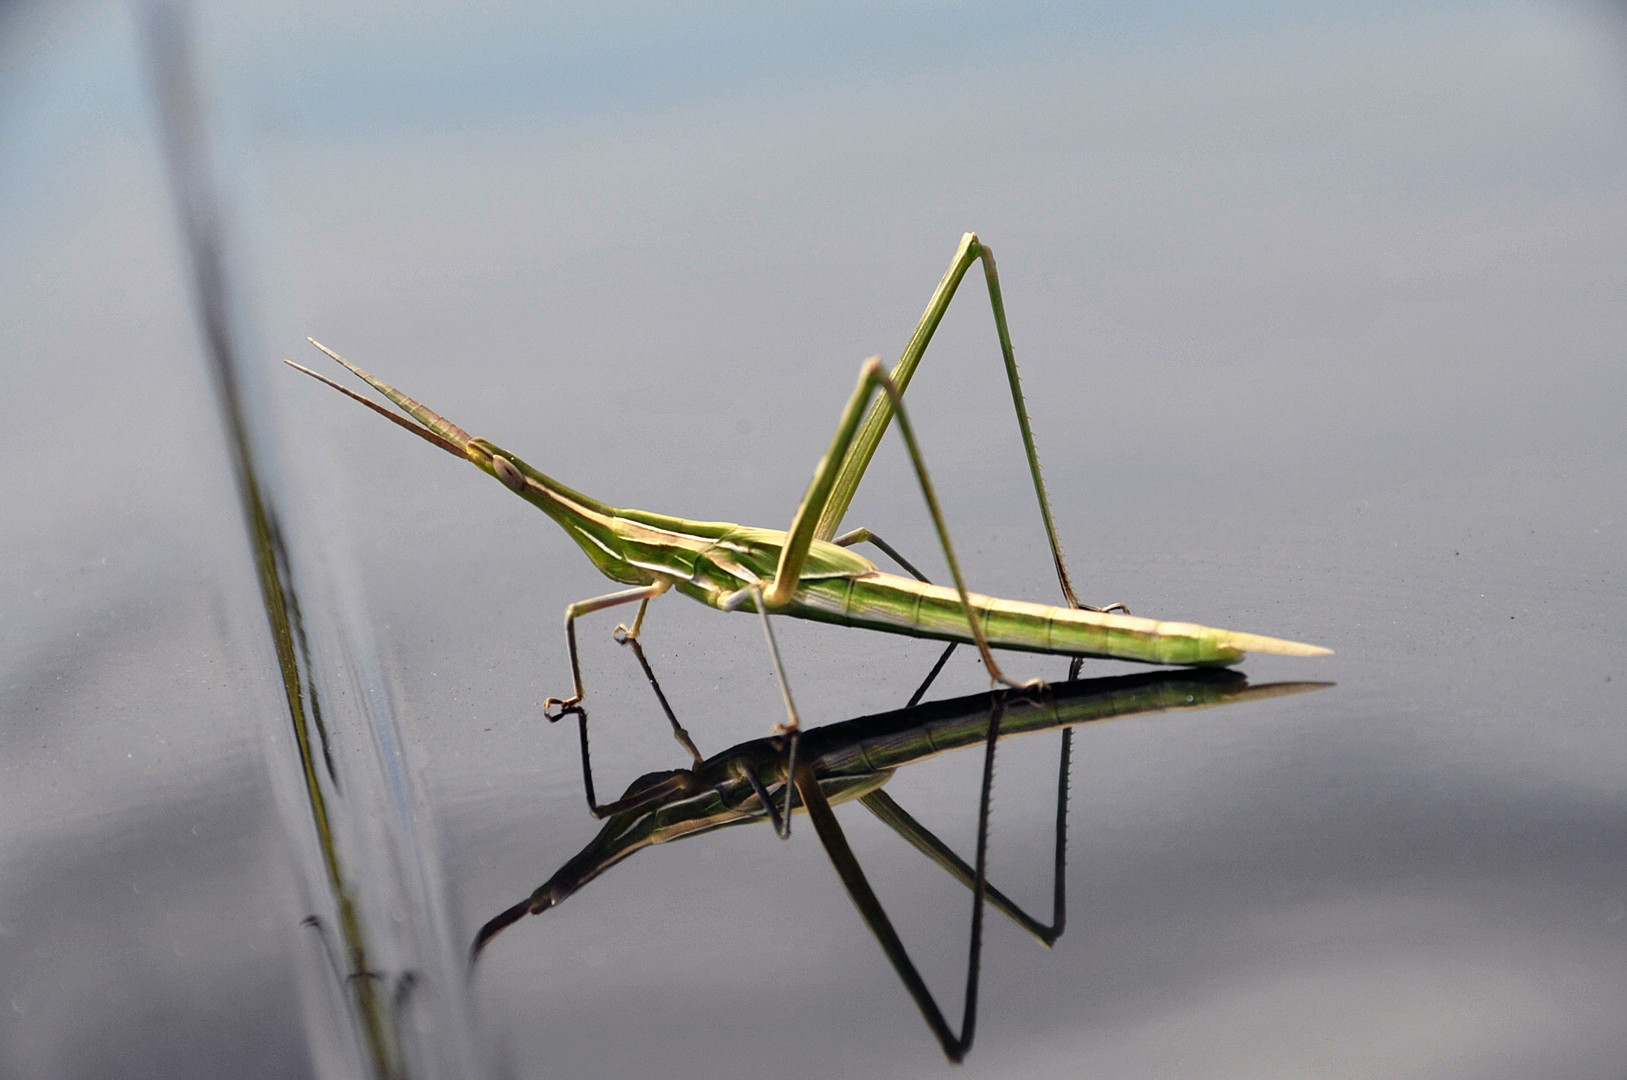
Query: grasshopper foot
543,696,582,722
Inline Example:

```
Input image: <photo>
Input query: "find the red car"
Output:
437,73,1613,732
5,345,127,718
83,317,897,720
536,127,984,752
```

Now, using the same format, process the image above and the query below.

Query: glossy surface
3,2,1624,1077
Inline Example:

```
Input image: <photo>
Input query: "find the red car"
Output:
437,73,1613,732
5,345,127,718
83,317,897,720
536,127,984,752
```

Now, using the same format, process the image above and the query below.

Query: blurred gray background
2,2,1624,1077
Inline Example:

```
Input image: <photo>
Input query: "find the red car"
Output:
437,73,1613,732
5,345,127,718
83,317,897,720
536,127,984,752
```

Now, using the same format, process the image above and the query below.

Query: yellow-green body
288,232,1327,701
481,442,1319,666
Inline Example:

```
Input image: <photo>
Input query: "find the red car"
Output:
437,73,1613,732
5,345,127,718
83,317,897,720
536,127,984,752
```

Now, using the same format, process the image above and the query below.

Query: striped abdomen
790,572,1328,666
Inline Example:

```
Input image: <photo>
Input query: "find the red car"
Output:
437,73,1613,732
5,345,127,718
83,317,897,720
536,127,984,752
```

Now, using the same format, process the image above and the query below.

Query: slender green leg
731,582,800,836
768,357,1032,691
835,527,961,706
543,582,669,719
832,527,932,584
813,233,1125,613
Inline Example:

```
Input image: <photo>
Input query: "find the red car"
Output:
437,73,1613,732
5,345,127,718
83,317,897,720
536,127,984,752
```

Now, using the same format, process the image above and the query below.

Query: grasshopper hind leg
816,234,1131,616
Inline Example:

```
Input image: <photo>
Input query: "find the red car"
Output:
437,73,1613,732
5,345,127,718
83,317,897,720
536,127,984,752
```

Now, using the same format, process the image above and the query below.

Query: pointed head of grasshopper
287,340,615,510
286,339,478,459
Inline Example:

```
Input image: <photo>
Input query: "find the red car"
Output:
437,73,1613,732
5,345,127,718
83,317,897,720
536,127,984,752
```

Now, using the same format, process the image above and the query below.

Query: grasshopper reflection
473,668,1329,1061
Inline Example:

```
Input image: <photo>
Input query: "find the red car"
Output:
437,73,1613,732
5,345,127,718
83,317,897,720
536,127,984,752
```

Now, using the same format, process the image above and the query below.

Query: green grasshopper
287,233,1327,815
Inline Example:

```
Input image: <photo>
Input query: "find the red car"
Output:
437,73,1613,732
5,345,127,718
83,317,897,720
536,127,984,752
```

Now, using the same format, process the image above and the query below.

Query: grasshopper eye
492,454,526,492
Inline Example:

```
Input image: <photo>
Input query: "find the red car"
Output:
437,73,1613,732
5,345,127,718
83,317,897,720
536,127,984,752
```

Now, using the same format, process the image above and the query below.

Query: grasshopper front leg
719,580,804,836
543,581,670,720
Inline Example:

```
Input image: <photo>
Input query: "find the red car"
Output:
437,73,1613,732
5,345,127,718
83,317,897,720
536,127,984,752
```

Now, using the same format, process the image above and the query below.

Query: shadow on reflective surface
474,662,1330,1060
